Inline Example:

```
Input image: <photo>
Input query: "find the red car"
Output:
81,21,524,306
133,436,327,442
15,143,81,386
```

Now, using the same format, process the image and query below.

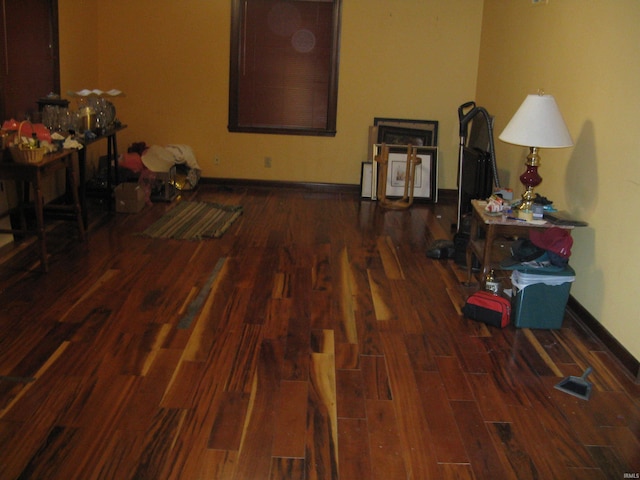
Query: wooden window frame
228,0,342,137
0,0,60,121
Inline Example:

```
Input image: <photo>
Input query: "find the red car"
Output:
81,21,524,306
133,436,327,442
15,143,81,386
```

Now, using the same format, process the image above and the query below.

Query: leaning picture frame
360,161,373,198
376,125,434,149
374,118,439,147
373,144,438,202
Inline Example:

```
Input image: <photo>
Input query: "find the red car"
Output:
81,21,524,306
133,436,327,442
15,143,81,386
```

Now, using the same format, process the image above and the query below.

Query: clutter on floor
119,142,202,205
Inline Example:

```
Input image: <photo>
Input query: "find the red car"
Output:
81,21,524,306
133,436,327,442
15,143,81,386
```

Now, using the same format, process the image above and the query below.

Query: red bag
462,291,511,328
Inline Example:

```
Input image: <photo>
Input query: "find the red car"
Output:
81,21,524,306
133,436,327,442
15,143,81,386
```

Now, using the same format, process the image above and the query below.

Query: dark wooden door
0,0,59,121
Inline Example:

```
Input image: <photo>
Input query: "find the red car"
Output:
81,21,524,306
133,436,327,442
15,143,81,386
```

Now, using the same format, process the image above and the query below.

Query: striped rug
139,201,243,240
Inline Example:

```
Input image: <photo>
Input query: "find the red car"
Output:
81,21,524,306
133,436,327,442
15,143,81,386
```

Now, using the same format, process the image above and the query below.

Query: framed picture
360,161,373,198
374,145,438,202
377,125,434,149
374,118,438,147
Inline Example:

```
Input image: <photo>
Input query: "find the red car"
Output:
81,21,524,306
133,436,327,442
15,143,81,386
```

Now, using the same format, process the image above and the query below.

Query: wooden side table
466,199,575,287
0,149,86,272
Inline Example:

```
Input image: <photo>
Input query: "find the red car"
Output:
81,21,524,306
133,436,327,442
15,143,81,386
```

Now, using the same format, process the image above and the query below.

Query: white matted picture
383,146,438,202
360,161,373,198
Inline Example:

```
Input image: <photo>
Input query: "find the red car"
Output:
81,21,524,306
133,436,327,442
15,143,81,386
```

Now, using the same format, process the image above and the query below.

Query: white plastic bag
511,269,575,290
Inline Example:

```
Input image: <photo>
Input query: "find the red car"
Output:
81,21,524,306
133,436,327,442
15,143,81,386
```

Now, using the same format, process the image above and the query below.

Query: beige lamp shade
499,94,573,148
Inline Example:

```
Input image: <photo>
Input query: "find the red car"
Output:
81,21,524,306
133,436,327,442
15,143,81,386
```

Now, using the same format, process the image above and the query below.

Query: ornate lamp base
517,146,542,212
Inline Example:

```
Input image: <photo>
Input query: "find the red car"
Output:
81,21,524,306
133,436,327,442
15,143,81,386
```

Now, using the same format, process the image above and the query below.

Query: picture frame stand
374,143,421,210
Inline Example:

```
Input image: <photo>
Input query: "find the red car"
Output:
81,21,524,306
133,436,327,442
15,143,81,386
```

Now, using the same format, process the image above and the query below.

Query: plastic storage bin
510,266,575,329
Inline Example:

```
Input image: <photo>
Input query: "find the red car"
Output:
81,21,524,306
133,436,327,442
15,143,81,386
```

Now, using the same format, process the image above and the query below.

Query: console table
0,149,86,272
466,199,578,287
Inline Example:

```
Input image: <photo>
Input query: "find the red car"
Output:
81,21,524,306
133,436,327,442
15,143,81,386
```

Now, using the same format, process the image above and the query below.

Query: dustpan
554,366,593,400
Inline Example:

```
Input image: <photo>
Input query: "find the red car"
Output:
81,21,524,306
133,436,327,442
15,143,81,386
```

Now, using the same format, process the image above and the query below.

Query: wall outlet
264,156,272,168
214,156,220,165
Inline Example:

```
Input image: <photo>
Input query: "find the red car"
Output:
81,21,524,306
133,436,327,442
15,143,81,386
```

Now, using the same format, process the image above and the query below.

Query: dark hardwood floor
0,184,638,479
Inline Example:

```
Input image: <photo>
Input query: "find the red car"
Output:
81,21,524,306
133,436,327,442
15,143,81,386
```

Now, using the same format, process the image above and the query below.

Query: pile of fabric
119,142,202,203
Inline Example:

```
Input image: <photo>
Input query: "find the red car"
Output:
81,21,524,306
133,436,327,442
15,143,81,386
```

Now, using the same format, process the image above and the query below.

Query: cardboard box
115,183,145,213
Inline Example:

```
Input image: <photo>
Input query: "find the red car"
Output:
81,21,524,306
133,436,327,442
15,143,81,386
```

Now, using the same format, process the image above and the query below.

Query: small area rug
139,201,243,240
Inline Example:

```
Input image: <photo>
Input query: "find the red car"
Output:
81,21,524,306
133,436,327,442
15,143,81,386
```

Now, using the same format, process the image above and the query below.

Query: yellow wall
476,0,640,361
58,0,99,90
58,0,484,188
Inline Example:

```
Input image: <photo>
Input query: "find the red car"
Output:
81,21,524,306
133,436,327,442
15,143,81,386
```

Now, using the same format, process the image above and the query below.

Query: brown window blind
229,0,341,136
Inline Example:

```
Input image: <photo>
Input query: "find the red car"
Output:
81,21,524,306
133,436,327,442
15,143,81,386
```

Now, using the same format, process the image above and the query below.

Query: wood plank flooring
0,185,638,479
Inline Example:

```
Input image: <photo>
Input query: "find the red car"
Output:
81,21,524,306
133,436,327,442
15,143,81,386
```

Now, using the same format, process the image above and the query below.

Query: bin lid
500,252,570,275
511,265,575,289
512,264,575,277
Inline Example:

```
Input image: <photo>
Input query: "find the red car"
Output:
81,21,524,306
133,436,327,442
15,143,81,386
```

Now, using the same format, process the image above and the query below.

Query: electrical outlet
532,0,548,5
264,156,272,168
214,156,220,165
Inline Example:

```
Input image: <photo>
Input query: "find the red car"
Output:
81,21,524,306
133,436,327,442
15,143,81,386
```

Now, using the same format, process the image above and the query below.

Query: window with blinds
228,0,341,136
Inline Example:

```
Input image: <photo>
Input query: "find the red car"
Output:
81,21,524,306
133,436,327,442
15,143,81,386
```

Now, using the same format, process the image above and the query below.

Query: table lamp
499,92,573,213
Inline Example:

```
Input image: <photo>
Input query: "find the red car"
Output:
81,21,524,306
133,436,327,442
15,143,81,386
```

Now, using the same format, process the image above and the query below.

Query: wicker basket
9,121,47,164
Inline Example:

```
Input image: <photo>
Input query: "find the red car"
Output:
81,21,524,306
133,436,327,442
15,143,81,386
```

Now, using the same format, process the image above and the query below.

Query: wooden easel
375,143,422,210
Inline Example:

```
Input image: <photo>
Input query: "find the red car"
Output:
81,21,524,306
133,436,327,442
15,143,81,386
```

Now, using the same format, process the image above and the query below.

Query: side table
466,199,577,287
0,150,86,272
